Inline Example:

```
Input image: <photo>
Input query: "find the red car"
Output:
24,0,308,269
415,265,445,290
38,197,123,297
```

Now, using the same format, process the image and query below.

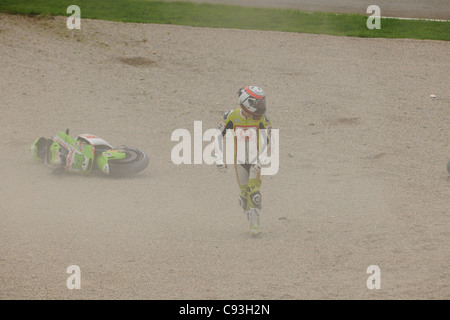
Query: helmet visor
241,97,266,115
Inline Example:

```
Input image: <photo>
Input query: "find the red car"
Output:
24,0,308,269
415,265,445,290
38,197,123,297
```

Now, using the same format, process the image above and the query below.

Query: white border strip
381,16,449,22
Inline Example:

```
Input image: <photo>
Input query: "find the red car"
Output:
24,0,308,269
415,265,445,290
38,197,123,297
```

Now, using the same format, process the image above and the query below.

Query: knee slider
249,191,262,208
238,196,248,210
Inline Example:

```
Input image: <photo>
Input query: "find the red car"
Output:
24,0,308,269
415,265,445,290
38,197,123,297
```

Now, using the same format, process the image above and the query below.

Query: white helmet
238,86,266,116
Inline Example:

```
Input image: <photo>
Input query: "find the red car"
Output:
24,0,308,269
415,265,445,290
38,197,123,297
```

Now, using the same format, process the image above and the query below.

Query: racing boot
246,207,261,236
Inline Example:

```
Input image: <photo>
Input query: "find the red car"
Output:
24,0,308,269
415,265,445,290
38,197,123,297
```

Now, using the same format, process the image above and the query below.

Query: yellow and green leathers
215,107,272,234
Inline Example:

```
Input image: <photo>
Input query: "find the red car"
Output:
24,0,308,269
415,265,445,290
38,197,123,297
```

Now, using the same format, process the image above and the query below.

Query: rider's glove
214,153,227,173
216,162,228,173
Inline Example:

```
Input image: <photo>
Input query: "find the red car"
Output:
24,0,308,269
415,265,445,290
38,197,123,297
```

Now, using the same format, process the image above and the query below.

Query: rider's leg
247,164,262,235
235,163,263,235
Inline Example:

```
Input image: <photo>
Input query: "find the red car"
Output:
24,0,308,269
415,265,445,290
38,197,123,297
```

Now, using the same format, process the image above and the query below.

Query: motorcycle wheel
108,147,149,177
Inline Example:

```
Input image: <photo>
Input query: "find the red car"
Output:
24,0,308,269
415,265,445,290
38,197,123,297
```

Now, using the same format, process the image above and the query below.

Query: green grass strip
0,0,448,41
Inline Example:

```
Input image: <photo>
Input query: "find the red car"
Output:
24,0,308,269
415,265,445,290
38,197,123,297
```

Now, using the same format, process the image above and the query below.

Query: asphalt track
165,0,450,20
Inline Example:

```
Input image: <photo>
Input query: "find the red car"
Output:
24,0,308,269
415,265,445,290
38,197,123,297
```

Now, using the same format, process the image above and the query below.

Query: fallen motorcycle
31,129,149,177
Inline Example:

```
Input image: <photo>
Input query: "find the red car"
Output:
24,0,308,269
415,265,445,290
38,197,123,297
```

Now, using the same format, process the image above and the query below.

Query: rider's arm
214,110,234,169
258,114,272,165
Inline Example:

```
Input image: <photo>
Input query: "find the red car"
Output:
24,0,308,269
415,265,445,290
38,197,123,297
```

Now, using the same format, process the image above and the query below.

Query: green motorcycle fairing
96,150,126,175
53,131,95,174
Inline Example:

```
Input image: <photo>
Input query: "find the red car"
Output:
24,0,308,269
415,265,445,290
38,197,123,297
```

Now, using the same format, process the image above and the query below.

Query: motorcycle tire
447,160,450,175
108,147,149,177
